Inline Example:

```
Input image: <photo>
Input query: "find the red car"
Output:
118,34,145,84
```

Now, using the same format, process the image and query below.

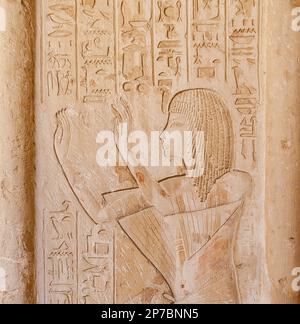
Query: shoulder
207,170,253,205
219,170,253,198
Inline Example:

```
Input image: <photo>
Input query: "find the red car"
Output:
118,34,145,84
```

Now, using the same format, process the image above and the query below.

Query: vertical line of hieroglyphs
154,0,188,94
228,0,260,164
78,0,116,105
44,0,77,101
189,0,227,86
43,201,78,304
77,0,116,304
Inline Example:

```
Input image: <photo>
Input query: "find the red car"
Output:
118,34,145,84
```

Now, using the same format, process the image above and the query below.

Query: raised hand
54,108,71,162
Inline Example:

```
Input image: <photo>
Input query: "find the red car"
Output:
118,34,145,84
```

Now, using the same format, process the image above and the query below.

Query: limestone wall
0,0,35,304
35,0,267,304
0,0,299,304
265,0,300,304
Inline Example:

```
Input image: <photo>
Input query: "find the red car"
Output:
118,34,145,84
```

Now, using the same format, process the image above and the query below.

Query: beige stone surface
35,0,265,304
0,0,35,304
265,0,300,304
0,0,299,304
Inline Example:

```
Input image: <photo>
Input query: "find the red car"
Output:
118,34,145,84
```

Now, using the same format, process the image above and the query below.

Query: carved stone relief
34,0,263,304
1,0,300,305
32,0,258,305
30,0,300,304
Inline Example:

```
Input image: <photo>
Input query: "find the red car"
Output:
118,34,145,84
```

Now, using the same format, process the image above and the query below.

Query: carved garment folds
1,0,300,305
52,86,253,304
29,0,300,305
35,0,262,304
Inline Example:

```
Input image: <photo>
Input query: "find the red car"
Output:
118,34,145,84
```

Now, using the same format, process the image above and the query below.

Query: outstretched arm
54,108,106,223
95,188,152,222
112,98,176,216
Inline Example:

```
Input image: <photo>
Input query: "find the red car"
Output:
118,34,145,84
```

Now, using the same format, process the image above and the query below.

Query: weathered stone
0,0,300,304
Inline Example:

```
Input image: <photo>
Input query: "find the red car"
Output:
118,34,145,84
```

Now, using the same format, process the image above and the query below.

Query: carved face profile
165,88,234,202
160,112,187,164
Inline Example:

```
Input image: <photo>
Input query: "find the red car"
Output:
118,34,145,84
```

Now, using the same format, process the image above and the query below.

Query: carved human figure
54,89,252,304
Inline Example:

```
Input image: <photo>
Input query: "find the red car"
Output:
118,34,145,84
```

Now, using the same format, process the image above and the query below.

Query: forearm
97,189,152,222
59,158,104,222
98,189,187,221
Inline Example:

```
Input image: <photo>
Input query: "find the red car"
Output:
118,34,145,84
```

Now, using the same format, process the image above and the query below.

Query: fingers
120,96,132,122
112,104,122,122
54,108,71,148
55,110,64,144
111,97,132,124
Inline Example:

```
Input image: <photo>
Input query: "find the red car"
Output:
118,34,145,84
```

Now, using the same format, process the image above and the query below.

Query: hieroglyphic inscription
40,0,263,304
154,0,188,93
42,0,116,103
189,0,228,83
43,0,77,100
228,0,259,162
79,0,116,103
118,0,154,93
43,201,78,304
79,221,114,304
